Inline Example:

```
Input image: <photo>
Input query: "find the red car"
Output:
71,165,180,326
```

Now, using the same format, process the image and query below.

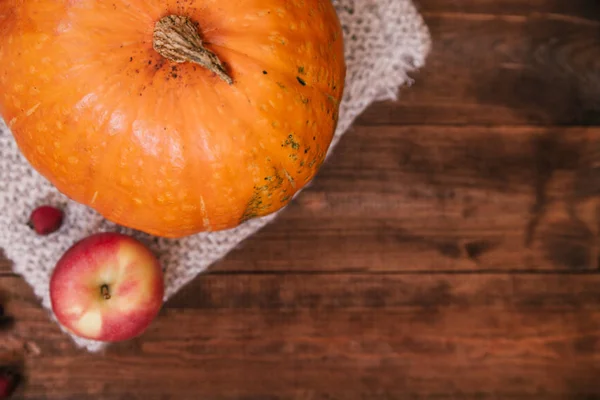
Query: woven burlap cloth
0,0,431,352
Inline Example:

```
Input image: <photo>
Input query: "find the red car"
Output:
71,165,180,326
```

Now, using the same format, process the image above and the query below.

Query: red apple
50,232,164,342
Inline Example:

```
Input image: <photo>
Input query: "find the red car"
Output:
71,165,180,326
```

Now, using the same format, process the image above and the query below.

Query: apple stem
101,284,111,300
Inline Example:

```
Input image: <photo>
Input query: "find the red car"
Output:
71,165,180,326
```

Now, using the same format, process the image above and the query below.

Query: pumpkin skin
0,0,345,237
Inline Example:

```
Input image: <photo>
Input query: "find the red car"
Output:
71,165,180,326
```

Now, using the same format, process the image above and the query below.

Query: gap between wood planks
4,270,600,279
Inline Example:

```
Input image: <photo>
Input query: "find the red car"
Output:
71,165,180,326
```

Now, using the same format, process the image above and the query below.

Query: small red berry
0,371,17,399
0,377,10,399
27,205,64,235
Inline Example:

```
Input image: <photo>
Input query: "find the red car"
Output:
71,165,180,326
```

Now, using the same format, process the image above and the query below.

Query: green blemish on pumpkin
298,66,305,74
300,96,309,105
276,82,286,89
240,168,284,223
241,189,264,222
326,93,339,106
280,195,290,202
282,169,295,189
282,134,300,150
272,169,284,187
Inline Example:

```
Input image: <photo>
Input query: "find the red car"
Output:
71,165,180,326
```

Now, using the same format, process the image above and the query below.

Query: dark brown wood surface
2,1,600,398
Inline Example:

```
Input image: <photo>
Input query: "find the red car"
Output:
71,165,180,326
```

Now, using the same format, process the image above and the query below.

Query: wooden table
2,1,600,398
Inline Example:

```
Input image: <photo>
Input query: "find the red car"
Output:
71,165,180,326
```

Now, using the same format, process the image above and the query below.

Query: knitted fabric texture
0,0,431,352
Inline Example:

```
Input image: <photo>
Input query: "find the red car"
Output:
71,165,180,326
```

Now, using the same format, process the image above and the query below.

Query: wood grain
2,273,600,399
0,254,10,276
222,126,600,273
358,0,600,126
418,0,600,17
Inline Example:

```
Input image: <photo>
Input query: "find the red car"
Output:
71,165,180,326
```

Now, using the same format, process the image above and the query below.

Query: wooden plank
417,0,600,16
2,125,599,275
3,273,600,399
220,125,600,272
0,256,10,276
357,0,600,126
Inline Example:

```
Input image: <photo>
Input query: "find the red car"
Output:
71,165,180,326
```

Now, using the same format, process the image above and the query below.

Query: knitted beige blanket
0,0,431,352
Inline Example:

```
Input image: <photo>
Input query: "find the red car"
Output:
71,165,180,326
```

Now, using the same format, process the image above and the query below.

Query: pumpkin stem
153,15,233,85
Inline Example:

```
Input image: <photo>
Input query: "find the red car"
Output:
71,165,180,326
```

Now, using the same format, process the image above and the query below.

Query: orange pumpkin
0,0,345,238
